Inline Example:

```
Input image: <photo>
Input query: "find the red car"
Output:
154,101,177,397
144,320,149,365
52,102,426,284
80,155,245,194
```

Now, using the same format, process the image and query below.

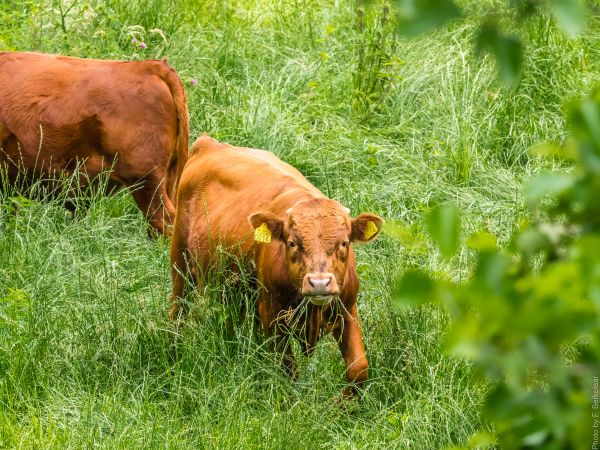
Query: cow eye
340,240,349,248
287,240,297,249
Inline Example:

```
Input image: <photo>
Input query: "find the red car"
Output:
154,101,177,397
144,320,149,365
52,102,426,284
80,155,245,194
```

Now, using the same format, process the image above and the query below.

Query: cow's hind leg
131,173,175,236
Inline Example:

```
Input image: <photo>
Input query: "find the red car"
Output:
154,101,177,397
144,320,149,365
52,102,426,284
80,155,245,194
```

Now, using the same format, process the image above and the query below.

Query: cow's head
249,198,383,305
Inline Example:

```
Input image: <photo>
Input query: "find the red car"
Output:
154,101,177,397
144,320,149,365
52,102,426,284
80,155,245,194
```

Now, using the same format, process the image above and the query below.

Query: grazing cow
170,135,383,396
0,52,189,234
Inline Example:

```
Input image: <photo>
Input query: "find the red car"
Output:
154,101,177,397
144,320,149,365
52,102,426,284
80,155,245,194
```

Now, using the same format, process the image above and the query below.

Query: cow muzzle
302,272,339,305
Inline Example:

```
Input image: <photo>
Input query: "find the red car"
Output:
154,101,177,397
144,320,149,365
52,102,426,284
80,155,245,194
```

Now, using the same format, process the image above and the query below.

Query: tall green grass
1,0,598,447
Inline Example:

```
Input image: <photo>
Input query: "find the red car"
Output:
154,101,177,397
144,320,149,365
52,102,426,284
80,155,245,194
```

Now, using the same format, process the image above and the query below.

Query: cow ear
248,211,284,243
351,213,383,243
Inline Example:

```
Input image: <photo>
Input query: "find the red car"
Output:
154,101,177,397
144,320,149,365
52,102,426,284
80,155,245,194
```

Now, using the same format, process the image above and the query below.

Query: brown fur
0,52,189,234
170,135,383,396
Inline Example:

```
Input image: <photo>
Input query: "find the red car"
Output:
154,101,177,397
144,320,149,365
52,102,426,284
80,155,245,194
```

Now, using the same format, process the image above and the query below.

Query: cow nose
302,272,339,296
309,277,330,289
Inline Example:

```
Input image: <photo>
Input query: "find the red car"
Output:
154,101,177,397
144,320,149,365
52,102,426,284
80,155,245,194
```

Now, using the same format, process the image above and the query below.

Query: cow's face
249,198,383,305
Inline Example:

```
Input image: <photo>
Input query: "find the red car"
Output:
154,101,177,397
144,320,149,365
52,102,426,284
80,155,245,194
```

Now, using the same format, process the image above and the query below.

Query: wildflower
139,42,147,49
191,78,198,86
131,37,137,45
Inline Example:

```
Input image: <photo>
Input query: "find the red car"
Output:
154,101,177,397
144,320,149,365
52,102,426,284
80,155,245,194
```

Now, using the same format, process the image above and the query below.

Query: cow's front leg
259,297,298,379
274,328,297,379
169,232,198,321
333,303,368,398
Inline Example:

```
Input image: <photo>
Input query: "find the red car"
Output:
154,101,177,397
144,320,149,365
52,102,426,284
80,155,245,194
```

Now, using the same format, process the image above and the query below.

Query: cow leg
300,305,322,357
169,259,198,321
130,173,175,236
258,296,298,378
169,230,194,321
274,329,297,379
333,304,368,398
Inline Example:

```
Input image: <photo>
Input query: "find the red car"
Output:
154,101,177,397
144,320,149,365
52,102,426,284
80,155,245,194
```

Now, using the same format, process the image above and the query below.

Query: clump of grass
352,1,402,121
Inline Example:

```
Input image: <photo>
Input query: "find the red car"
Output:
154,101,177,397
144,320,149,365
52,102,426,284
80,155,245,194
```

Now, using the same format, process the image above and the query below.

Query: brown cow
170,135,383,396
0,52,189,234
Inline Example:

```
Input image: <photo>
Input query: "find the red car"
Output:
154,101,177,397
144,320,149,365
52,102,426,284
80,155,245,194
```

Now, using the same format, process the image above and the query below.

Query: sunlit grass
1,0,598,448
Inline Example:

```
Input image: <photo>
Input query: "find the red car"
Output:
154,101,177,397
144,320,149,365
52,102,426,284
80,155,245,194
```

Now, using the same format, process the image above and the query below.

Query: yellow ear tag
254,223,272,243
363,221,379,240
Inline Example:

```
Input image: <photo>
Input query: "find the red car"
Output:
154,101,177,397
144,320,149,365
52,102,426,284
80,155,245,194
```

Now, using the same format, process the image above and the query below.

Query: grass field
1,1,598,448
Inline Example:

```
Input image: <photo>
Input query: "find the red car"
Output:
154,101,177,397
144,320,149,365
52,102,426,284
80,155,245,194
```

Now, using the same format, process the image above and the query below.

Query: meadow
1,1,598,448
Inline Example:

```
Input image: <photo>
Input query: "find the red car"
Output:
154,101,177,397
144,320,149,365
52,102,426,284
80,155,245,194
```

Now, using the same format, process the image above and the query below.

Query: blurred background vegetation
0,0,598,448
391,1,599,448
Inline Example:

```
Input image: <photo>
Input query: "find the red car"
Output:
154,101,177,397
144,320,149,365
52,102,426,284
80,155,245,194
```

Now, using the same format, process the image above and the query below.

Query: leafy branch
391,0,588,85
391,87,600,448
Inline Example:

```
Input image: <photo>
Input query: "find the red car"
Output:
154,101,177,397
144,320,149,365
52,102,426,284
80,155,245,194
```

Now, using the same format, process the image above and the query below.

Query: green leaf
391,269,436,306
550,0,586,37
466,231,497,251
579,97,600,147
466,431,495,448
529,142,577,161
524,173,574,206
394,0,461,36
566,95,600,173
476,22,523,85
517,228,551,255
475,253,510,293
426,203,461,258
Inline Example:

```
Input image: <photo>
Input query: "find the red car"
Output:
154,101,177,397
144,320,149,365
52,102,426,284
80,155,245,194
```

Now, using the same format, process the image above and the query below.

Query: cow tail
160,61,190,208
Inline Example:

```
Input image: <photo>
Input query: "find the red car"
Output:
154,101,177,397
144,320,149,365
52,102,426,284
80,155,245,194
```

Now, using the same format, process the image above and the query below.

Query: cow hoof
342,385,357,399
333,387,363,410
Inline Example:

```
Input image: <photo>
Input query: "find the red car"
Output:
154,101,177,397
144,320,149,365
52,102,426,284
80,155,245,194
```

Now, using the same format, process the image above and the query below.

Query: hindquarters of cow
0,53,189,235
0,118,169,231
